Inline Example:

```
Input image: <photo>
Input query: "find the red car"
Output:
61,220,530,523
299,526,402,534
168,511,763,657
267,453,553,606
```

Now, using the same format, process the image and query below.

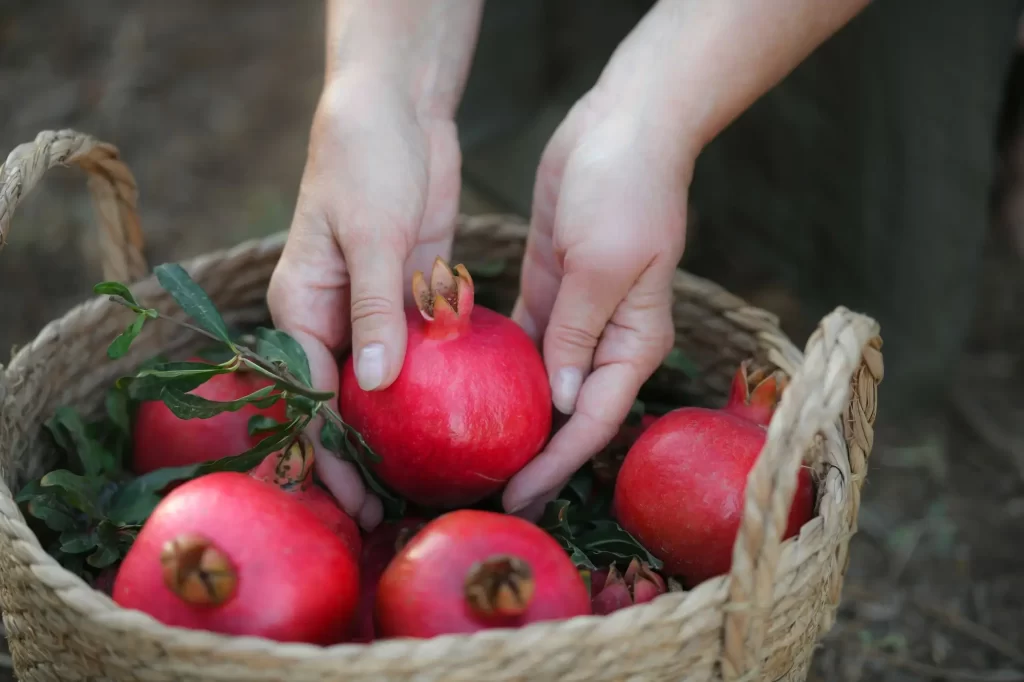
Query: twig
914,597,1024,666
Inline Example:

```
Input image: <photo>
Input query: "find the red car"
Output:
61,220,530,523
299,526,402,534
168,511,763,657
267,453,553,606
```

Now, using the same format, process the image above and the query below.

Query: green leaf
574,520,663,570
93,281,138,306
87,543,121,569
39,470,103,518
153,263,232,342
563,468,594,508
465,258,507,278
25,495,77,532
44,407,117,478
107,312,147,359
254,328,313,388
320,420,405,519
191,422,304,477
105,388,133,435
539,499,577,538
159,385,278,420
118,361,231,401
248,415,284,437
59,530,97,554
106,465,197,525
662,348,699,378
194,344,237,364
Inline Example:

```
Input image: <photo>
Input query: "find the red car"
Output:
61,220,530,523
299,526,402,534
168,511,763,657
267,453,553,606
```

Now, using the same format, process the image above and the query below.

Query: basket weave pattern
0,130,883,681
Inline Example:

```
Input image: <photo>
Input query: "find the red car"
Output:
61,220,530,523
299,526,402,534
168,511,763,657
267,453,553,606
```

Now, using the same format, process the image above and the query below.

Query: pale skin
267,0,873,530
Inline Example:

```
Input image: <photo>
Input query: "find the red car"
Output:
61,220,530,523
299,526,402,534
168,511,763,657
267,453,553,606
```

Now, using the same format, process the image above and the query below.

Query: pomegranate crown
725,359,787,427
412,256,475,329
250,434,315,491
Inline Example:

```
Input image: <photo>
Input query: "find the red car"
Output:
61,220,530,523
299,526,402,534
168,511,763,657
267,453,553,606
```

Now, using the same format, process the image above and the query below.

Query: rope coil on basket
0,130,882,682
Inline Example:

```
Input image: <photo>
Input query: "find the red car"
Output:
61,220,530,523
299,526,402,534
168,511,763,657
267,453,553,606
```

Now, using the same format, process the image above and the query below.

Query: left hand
501,86,696,517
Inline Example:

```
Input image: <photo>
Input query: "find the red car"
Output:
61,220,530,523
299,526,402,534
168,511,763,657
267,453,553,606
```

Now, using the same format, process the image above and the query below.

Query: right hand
267,71,463,530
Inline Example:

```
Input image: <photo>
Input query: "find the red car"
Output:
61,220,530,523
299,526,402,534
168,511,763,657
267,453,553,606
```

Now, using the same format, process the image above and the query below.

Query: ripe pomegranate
612,362,814,587
350,517,427,643
590,558,667,615
249,434,361,558
132,358,288,475
113,472,360,645
374,510,591,638
339,257,552,508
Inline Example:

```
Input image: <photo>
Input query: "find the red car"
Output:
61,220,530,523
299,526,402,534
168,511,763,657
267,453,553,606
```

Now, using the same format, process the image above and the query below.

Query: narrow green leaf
153,263,231,342
255,328,313,388
662,348,699,378
159,385,278,420
118,361,230,401
194,344,237,364
93,281,138,306
105,388,133,435
107,312,147,359
574,520,663,570
559,538,597,570
539,499,576,538
44,407,117,478
191,421,304,477
248,415,284,437
320,421,404,518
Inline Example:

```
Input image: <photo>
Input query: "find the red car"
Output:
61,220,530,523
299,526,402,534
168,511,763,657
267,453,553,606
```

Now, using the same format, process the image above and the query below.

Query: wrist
324,0,484,121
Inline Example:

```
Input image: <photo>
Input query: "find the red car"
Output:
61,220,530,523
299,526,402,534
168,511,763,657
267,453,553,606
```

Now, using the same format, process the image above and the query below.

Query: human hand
267,72,463,529
501,88,695,517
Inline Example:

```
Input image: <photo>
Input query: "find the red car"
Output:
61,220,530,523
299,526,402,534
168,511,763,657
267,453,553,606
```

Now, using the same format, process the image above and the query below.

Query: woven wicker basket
0,130,883,682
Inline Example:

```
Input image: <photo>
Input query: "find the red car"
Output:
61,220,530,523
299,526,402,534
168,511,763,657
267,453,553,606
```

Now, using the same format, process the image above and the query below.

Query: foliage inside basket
15,261,695,584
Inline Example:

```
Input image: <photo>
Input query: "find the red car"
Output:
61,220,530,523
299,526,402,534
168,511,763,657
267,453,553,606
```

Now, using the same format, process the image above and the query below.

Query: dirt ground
2,2,1024,680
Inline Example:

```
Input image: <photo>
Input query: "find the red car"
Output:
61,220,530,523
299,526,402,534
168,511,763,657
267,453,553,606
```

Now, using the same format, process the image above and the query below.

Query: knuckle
349,294,398,329
550,322,602,353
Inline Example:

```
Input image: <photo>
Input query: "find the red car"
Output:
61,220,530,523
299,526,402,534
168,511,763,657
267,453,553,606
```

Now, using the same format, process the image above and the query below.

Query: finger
404,235,453,306
504,274,676,513
542,259,638,414
342,231,412,392
357,494,384,531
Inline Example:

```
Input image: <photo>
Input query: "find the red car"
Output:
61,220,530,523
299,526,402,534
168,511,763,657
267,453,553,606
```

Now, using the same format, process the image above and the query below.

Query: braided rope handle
720,307,882,679
0,129,148,282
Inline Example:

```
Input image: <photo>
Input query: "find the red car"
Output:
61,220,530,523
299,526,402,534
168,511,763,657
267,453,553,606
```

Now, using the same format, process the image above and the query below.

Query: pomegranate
339,257,552,508
132,358,288,475
113,471,360,645
249,434,361,558
374,510,590,638
612,362,814,587
589,558,667,615
350,517,427,643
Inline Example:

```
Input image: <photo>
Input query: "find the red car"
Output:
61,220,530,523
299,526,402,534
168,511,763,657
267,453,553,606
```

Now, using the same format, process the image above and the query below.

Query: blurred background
3,1,1024,679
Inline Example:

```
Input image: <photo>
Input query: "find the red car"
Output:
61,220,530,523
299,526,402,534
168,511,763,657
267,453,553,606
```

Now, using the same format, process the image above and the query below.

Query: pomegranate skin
249,441,362,558
112,472,360,645
613,407,814,587
340,304,552,508
374,510,591,638
132,359,288,475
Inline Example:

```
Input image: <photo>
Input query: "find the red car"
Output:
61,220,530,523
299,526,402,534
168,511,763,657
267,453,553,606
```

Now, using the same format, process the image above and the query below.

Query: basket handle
720,306,883,680
0,129,149,282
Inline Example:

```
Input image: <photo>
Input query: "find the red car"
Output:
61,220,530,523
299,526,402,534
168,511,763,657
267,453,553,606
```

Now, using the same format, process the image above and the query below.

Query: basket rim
0,229,859,664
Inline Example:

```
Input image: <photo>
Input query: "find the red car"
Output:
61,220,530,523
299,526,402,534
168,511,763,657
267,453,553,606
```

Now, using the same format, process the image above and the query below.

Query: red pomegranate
112,472,360,645
339,257,552,508
374,510,591,638
350,517,427,643
249,434,361,558
590,558,667,615
612,362,814,587
132,358,288,474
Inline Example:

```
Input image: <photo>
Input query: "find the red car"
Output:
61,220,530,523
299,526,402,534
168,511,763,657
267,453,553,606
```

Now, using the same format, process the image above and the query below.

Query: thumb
342,233,411,392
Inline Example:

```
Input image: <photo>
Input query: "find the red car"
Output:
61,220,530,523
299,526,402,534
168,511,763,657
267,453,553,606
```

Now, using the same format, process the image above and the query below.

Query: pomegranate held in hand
340,257,552,508
351,518,427,643
132,358,288,474
374,509,590,638
249,434,361,558
590,558,667,615
613,362,814,587
113,472,360,645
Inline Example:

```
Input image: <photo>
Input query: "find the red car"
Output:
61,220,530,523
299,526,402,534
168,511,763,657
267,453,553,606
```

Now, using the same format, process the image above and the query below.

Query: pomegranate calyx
725,360,787,426
160,533,237,606
250,434,315,491
463,554,535,618
412,256,475,330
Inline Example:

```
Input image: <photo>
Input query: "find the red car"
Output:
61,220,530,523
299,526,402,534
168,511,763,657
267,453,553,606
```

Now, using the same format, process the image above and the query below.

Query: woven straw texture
0,130,883,682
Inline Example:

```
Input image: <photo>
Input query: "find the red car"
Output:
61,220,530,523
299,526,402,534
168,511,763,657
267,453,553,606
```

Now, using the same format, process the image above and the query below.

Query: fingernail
552,367,583,415
356,343,387,391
